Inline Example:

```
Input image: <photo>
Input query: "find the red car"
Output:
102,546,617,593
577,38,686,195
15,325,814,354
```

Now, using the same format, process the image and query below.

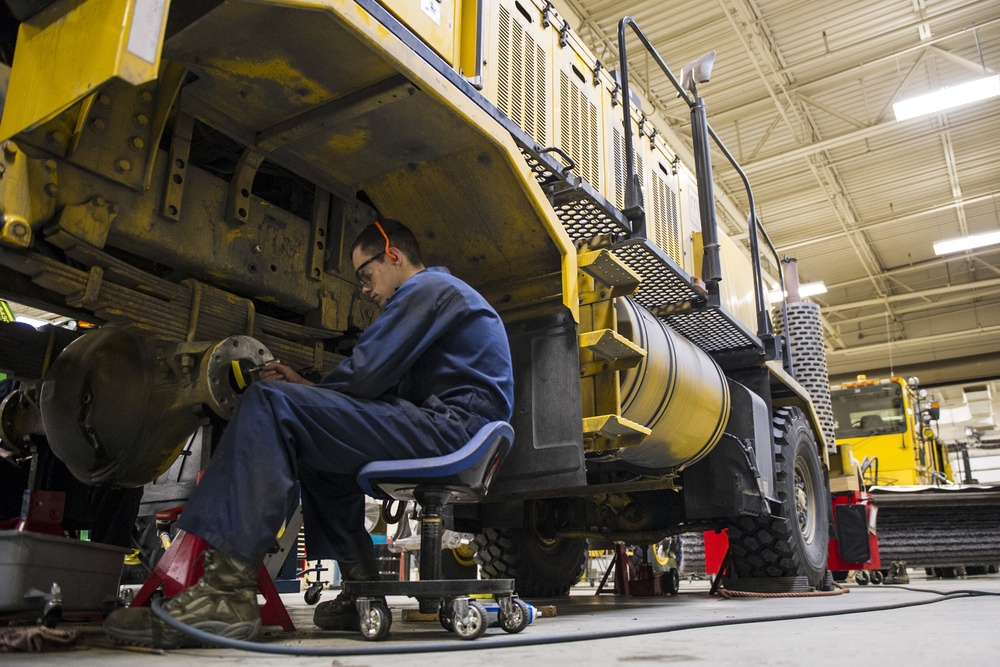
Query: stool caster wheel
498,598,530,634
451,599,487,640
870,569,884,585
439,605,454,631
855,570,870,585
38,602,62,629
304,583,322,605
358,599,392,641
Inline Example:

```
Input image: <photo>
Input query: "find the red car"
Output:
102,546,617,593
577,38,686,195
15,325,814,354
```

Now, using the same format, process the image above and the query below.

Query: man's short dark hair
352,219,423,265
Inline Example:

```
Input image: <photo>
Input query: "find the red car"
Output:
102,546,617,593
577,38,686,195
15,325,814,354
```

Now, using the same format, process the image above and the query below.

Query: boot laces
328,589,354,610
163,549,243,610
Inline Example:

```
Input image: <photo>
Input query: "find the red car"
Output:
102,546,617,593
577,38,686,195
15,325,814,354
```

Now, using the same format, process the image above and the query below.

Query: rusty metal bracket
46,197,118,250
306,288,345,332
227,147,266,226
243,297,255,336
162,113,194,221
309,189,332,282
312,341,325,373
80,266,104,309
184,280,202,342
66,64,184,192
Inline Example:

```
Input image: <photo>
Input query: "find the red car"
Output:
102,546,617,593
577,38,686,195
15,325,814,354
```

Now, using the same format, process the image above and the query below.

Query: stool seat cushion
357,421,513,503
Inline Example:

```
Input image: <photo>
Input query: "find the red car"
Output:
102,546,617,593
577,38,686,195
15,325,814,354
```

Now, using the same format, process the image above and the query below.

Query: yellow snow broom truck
832,376,1000,577
0,0,856,596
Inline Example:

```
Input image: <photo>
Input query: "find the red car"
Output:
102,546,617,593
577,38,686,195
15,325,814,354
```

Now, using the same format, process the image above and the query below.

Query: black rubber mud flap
727,407,830,589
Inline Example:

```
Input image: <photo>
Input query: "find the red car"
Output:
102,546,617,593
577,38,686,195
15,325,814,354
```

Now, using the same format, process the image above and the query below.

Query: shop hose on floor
151,587,1000,657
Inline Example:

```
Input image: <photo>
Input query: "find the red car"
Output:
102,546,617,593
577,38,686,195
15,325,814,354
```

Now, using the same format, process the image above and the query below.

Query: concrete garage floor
4,572,1000,665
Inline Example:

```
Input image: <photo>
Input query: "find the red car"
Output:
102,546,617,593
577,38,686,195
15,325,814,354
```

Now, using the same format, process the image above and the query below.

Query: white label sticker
420,0,442,26
126,0,167,64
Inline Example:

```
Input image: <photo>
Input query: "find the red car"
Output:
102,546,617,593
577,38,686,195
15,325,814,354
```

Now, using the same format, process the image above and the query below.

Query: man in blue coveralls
104,219,514,647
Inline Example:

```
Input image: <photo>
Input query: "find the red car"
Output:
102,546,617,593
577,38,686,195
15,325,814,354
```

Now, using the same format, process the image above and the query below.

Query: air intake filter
773,301,836,451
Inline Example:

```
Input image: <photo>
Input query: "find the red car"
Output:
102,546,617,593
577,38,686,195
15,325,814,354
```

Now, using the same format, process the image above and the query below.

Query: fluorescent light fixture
768,281,827,304
933,230,1000,255
893,74,1000,121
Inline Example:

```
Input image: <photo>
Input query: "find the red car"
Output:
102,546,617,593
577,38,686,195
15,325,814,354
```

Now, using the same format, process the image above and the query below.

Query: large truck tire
727,407,829,589
474,527,587,597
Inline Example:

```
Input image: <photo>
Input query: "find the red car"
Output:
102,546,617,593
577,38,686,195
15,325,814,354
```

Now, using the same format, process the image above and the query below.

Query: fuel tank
614,298,730,471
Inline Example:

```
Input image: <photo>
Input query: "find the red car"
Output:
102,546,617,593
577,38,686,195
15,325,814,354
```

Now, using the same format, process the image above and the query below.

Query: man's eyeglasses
355,220,394,287
355,252,384,287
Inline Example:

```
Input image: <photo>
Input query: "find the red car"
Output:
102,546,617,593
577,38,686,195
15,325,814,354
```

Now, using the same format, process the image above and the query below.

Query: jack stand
596,543,677,596
595,542,631,595
631,544,679,596
130,529,295,631
709,548,733,596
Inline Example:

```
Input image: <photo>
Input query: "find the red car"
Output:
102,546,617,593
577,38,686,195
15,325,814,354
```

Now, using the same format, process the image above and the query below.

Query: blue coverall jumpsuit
177,267,515,568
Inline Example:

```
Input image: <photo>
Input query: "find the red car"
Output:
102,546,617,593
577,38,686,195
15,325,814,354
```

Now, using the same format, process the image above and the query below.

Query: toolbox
0,530,126,616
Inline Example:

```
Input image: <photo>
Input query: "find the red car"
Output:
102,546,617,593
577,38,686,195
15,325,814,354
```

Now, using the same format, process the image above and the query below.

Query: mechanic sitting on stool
104,219,514,648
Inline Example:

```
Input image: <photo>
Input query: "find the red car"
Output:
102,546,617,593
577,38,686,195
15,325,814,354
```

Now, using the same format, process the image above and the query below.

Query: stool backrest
358,421,514,504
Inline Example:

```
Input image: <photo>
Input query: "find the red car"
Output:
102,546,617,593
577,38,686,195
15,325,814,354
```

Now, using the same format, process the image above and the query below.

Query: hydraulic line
151,588,1000,657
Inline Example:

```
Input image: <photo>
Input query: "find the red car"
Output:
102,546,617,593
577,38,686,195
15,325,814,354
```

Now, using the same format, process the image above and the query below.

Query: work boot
886,561,910,585
313,558,381,631
104,548,261,648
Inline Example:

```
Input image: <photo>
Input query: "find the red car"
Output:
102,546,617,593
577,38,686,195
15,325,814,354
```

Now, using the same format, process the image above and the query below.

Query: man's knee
227,382,292,430
240,380,297,408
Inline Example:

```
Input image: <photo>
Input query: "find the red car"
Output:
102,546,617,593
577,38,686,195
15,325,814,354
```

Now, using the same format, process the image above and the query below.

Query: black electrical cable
151,587,1000,657
890,585,1000,597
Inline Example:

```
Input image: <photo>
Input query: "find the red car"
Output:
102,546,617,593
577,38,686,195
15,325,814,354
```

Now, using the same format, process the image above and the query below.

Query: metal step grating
612,238,761,354
663,307,760,353
610,238,702,307
517,146,630,241
552,187,630,241
519,146,561,185
511,130,761,358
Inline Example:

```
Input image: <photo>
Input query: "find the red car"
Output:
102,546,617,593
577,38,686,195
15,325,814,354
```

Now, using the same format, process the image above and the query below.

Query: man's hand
259,362,314,386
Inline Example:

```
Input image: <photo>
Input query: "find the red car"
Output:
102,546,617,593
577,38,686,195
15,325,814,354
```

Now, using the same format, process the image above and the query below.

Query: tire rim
529,503,566,554
794,456,817,544
452,543,477,567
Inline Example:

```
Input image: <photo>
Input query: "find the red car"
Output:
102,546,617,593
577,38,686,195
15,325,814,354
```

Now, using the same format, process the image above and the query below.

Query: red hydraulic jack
596,543,680,596
5,489,66,535
129,507,294,631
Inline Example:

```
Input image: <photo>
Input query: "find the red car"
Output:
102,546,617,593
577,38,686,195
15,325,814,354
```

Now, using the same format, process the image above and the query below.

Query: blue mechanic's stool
347,420,526,641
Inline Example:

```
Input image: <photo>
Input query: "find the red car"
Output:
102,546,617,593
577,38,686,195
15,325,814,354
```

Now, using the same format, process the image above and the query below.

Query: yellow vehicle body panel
0,0,168,141
380,0,462,65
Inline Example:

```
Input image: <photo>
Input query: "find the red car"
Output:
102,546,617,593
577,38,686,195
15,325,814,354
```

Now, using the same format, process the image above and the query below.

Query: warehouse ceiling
555,0,999,447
